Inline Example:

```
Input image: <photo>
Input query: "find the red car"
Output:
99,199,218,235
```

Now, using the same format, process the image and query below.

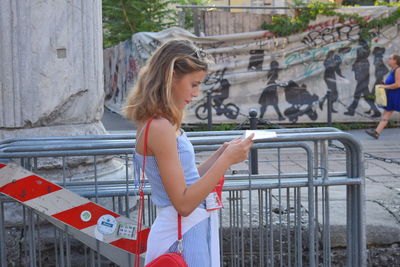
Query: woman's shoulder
150,117,174,131
148,118,179,143
137,117,178,155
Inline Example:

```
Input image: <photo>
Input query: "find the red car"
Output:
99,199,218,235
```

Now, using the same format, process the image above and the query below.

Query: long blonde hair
123,39,209,129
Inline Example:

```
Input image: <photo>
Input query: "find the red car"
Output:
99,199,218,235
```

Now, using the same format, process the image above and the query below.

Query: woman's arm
382,68,400,89
197,138,240,176
147,119,252,217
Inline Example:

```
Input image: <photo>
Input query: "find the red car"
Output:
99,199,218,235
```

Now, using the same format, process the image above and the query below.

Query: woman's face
172,70,206,110
388,55,398,68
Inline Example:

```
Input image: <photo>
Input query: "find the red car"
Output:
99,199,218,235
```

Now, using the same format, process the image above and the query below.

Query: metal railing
0,127,365,266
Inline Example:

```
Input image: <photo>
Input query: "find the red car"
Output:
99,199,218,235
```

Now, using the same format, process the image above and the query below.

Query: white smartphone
242,130,277,140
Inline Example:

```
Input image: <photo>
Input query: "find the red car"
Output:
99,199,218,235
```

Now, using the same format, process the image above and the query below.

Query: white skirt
144,206,220,267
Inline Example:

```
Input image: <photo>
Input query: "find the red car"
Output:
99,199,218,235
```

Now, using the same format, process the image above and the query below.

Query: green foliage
342,0,373,6
102,0,210,48
261,0,400,40
332,122,366,130
103,0,177,48
213,123,237,131
261,1,338,37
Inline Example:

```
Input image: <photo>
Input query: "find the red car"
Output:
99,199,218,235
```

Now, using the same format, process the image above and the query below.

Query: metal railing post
191,3,200,36
327,90,332,127
249,109,258,174
0,201,6,267
178,8,186,28
344,137,366,267
207,90,212,131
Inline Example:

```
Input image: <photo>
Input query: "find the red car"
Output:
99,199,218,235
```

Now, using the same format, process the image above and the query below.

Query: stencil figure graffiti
105,52,114,101
344,39,381,117
282,81,319,123
248,50,264,71
127,55,138,83
319,47,351,112
365,47,389,115
195,68,240,120
258,61,285,120
111,65,119,103
373,47,389,85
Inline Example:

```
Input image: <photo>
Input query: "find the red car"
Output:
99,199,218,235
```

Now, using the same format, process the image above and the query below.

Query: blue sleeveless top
134,120,202,207
384,69,400,111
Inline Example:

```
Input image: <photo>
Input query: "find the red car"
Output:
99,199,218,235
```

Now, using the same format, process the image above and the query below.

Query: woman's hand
197,137,243,177
219,137,241,153
221,134,254,165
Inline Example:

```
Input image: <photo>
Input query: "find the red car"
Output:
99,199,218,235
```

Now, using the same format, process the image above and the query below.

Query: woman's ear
172,71,182,85
171,71,179,90
171,70,177,83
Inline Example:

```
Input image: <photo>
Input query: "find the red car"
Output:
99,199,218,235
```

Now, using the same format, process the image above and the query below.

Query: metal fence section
0,127,365,266
176,4,296,36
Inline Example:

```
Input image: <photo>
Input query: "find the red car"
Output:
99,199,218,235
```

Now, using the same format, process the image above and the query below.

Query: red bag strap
178,214,183,254
135,118,153,267
135,119,183,267
141,118,153,186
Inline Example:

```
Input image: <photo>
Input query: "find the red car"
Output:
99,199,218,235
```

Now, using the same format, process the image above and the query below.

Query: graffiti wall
103,7,400,124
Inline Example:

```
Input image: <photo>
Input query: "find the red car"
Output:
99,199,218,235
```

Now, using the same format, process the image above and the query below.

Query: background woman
366,54,400,139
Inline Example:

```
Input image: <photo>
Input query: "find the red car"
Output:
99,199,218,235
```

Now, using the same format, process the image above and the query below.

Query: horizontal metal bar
176,5,305,9
0,127,341,146
186,127,341,136
1,177,361,200
1,131,349,157
57,171,348,188
0,134,135,145
222,177,362,191
2,141,135,152
190,132,362,152
0,149,134,158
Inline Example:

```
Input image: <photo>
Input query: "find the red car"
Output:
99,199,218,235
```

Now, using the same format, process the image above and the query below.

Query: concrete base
0,121,107,140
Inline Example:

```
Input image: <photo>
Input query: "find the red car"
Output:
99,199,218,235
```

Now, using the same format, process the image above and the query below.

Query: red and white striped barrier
0,162,148,266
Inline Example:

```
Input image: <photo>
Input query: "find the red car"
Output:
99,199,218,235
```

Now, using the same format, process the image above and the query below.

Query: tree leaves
103,0,178,48
102,0,211,48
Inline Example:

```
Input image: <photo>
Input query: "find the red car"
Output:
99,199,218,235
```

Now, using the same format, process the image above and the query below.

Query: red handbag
145,215,187,267
135,118,188,267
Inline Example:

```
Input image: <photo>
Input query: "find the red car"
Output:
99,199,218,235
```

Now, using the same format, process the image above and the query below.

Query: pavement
352,128,400,247
101,108,136,132
101,109,400,248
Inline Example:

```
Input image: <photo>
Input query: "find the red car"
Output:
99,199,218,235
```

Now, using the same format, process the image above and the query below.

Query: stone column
0,0,106,139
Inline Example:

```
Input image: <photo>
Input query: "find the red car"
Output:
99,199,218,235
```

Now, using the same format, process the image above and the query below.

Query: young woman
123,39,254,266
366,54,400,139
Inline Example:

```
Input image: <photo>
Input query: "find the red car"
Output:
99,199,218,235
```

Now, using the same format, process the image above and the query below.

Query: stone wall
0,0,106,139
